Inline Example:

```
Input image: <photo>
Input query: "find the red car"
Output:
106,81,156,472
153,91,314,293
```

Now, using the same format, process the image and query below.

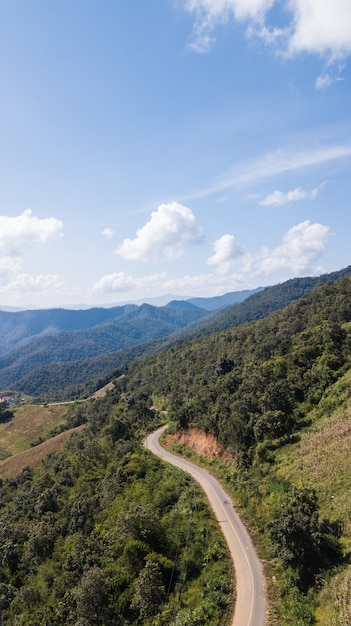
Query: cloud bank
95,219,330,297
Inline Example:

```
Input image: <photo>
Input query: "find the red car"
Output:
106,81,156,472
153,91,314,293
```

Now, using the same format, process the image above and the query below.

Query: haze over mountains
1,267,350,397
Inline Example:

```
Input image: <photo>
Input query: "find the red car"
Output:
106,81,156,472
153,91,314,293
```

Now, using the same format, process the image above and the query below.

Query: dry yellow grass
275,408,351,533
0,425,84,479
273,373,351,625
0,403,69,456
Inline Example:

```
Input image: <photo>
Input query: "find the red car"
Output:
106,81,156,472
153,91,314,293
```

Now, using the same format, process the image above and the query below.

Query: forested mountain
2,266,351,397
114,273,351,623
0,286,262,357
0,301,209,358
171,264,351,341
2,272,351,623
0,304,138,355
0,303,209,392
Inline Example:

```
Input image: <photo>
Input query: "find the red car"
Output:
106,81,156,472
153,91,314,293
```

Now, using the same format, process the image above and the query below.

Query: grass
0,425,84,479
0,402,70,459
273,370,351,624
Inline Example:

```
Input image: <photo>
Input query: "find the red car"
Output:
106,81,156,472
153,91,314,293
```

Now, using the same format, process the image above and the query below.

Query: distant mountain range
1,269,351,396
0,287,262,356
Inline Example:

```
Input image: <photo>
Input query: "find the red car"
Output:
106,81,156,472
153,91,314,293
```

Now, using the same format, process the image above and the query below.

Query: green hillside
115,274,351,623
0,396,233,625
4,266,351,398
2,272,351,623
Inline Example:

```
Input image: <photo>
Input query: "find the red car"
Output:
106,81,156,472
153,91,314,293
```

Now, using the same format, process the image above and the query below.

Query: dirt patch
165,427,234,461
0,426,84,479
91,382,115,398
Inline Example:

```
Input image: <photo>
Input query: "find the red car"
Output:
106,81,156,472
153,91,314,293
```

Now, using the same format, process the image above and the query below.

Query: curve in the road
145,425,267,626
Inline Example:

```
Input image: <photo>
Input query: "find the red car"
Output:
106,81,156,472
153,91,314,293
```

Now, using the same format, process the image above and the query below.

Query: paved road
145,425,267,626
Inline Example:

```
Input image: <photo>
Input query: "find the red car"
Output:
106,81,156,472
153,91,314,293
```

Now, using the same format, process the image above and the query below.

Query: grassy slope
274,370,351,625
0,403,69,458
0,425,84,479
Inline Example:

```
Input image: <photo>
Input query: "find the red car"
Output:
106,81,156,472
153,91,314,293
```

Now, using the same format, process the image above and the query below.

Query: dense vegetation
2,270,351,624
0,394,233,625
115,275,351,623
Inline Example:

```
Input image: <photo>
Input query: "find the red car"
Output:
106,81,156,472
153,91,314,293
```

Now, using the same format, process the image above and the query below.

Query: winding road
145,425,267,626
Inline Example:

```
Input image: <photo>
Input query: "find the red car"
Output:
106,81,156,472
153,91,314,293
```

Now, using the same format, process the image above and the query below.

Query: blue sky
0,0,351,308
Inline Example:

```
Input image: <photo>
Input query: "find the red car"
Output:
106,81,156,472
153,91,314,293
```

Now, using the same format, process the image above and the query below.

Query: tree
131,560,166,620
75,567,109,625
267,487,339,588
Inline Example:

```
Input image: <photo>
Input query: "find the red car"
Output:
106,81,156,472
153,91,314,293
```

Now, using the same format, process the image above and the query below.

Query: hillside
115,274,351,623
0,393,233,625
2,266,349,399
2,273,351,623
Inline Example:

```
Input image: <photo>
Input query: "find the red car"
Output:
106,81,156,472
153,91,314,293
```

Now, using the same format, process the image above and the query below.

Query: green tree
131,560,166,620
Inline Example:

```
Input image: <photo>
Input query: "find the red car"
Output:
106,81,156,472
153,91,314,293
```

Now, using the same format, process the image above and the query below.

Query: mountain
0,289,262,356
0,302,209,391
117,273,351,621
186,287,263,311
2,267,351,397
2,272,351,622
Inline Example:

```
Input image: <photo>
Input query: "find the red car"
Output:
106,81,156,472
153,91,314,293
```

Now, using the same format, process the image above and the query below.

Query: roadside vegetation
118,276,351,624
0,394,233,625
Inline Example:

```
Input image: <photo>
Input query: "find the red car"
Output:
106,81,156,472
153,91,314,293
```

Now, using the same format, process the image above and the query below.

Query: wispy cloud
102,228,115,239
315,72,344,90
182,0,351,63
260,182,326,206
185,144,351,200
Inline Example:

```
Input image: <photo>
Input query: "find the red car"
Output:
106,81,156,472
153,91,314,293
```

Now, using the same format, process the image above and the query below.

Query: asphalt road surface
145,425,267,626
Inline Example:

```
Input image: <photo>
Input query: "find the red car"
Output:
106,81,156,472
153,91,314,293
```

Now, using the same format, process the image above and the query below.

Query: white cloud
257,220,330,274
207,233,244,273
92,271,166,294
182,0,351,67
93,219,330,301
287,0,351,60
0,256,22,277
0,209,63,257
0,209,64,303
115,201,204,262
260,182,325,206
102,227,115,239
